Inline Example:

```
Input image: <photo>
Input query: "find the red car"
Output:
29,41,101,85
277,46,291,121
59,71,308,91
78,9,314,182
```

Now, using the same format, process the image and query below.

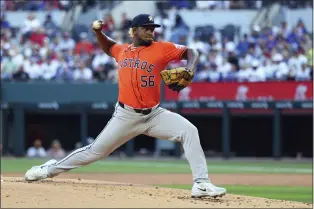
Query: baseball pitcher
24,14,226,198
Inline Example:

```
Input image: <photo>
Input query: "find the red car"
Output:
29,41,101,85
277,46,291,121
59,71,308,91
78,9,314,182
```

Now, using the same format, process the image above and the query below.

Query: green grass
157,184,313,204
1,158,312,174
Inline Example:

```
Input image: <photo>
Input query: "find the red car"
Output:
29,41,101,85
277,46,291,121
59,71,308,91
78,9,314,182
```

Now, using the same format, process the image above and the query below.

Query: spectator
105,63,117,82
26,139,47,158
218,58,232,78
12,66,30,81
295,19,308,37
278,21,290,39
73,61,93,81
41,54,60,80
93,64,107,81
237,62,252,82
23,56,42,80
43,14,59,38
91,46,112,69
248,59,266,82
0,14,10,29
195,63,210,82
172,14,189,31
266,34,277,51
209,36,222,52
21,12,41,36
49,35,62,53
189,37,210,55
62,49,75,68
208,63,221,82
208,47,223,68
74,32,93,55
29,27,47,47
59,32,76,51
54,59,74,81
237,34,250,56
271,53,289,80
120,12,132,41
288,50,303,78
287,27,300,48
295,62,312,81
222,63,238,81
120,12,132,31
10,48,24,70
1,49,18,80
47,139,66,159
102,14,115,37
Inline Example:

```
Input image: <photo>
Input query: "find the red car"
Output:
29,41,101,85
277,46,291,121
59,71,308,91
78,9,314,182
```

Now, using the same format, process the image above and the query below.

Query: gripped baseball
92,20,102,30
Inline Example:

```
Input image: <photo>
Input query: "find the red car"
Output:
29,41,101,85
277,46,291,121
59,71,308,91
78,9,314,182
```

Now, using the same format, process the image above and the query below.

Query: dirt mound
1,177,312,208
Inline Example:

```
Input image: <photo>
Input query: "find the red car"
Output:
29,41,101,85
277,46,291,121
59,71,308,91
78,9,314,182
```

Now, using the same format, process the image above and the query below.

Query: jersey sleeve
161,41,188,64
109,44,124,60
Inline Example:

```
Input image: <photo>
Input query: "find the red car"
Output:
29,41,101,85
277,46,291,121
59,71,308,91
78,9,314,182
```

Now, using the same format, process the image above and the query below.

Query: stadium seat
194,25,215,42
220,24,237,41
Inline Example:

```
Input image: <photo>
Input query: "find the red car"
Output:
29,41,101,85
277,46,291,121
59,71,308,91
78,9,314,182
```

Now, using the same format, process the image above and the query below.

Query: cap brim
139,23,161,28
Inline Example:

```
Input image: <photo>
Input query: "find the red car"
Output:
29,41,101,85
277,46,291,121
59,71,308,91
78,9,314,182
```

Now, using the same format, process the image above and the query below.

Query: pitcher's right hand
91,20,104,32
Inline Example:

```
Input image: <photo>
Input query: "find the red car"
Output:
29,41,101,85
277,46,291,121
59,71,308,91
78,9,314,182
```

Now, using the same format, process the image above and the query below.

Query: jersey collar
128,42,155,51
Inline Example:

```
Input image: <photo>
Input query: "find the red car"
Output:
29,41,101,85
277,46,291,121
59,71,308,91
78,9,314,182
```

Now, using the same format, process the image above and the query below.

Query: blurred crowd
26,137,95,159
1,1,313,83
188,21,313,82
1,12,119,83
2,0,312,12
1,0,122,12
1,0,73,11
156,0,313,11
26,138,66,159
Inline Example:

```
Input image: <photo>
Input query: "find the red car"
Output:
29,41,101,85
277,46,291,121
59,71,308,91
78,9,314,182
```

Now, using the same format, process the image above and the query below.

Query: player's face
135,26,155,46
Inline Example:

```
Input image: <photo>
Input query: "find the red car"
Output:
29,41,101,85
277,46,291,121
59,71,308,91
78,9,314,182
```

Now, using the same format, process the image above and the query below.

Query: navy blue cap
131,14,161,28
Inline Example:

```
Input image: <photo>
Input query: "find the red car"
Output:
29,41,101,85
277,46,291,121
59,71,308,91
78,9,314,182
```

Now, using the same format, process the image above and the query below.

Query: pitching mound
1,177,312,208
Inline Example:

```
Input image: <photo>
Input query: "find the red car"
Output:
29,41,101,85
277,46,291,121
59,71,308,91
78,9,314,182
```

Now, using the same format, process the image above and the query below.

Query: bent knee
180,123,198,140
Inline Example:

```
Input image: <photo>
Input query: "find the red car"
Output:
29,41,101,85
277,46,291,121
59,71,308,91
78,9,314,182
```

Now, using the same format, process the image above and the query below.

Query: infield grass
1,158,312,174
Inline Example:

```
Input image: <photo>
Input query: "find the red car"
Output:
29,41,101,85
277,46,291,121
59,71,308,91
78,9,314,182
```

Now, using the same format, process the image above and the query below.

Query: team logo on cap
148,16,153,21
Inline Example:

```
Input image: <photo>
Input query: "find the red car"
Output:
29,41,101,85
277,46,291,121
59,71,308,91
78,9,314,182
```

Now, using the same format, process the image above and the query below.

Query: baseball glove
160,67,194,92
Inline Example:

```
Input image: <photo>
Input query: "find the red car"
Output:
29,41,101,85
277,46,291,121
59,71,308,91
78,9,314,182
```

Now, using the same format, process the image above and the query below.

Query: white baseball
92,20,102,30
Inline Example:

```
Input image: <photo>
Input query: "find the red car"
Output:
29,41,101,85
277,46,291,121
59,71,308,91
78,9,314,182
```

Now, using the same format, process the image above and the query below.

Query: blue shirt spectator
0,14,10,29
54,62,74,81
287,28,299,45
237,34,250,56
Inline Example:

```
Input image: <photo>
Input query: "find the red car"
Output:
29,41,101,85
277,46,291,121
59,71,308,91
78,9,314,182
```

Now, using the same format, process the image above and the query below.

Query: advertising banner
164,81,313,101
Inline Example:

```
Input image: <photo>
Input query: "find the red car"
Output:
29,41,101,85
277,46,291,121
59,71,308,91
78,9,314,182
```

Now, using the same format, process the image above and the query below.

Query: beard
138,38,153,46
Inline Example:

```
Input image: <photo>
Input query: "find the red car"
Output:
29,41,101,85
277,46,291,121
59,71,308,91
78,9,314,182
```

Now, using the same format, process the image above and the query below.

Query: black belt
119,101,156,115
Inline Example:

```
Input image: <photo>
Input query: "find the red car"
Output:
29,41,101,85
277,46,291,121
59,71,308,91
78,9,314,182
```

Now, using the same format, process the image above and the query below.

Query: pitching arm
92,20,116,57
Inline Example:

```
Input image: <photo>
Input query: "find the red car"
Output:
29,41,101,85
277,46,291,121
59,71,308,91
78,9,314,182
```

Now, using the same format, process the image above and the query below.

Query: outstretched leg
25,105,142,181
142,108,226,198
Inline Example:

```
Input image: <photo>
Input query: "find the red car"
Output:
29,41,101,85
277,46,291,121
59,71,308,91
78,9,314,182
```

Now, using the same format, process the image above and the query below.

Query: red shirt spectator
74,32,93,55
29,28,47,47
102,14,115,33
